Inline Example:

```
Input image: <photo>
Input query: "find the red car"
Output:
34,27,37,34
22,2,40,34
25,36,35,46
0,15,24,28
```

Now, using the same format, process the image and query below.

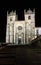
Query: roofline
35,27,41,28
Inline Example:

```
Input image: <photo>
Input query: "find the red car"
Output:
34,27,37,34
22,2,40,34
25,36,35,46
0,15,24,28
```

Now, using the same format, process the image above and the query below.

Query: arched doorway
18,37,21,44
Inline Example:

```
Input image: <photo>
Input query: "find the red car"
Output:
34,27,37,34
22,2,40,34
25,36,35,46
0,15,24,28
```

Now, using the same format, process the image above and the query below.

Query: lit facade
6,9,41,44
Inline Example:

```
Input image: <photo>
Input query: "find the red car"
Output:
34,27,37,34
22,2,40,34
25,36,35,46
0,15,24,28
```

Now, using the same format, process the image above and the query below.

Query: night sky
0,0,41,42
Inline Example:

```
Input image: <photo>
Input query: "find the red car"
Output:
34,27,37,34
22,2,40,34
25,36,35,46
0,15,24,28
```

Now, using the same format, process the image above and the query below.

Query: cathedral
6,9,41,45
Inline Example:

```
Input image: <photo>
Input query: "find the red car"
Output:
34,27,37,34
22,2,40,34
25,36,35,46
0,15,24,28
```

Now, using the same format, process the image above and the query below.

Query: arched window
28,16,31,19
10,17,12,21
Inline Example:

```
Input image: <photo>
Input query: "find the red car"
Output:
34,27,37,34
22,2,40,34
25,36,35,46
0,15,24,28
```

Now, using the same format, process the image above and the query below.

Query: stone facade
6,9,35,44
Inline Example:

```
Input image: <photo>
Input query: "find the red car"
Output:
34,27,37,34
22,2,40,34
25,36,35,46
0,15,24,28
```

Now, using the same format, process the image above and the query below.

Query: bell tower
6,10,16,43
24,8,35,44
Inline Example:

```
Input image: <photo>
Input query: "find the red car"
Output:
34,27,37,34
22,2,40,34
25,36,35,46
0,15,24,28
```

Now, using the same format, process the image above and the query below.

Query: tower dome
27,8,32,14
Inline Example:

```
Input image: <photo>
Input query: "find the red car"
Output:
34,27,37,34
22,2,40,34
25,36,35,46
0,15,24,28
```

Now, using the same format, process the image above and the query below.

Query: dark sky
0,0,41,42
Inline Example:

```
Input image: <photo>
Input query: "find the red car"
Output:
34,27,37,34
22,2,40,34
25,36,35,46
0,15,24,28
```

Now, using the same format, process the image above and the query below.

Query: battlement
7,10,16,16
24,8,35,14
7,9,35,16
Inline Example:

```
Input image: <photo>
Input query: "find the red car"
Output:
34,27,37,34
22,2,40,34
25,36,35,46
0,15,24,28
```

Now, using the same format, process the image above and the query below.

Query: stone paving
0,45,41,65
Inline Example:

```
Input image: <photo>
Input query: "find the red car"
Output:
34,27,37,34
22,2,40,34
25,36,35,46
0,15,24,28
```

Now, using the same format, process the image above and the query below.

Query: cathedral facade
6,9,35,44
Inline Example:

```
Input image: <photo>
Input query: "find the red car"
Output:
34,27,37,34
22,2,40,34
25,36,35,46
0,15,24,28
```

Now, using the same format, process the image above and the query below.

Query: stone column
21,33,24,44
10,23,14,43
15,33,18,44
6,23,10,43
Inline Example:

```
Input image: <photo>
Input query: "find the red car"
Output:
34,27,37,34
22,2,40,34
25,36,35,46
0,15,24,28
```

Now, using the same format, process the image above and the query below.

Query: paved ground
0,45,41,65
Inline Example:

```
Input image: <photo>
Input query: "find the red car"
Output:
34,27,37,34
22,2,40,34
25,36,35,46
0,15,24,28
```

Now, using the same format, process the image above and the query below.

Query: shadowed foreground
0,45,41,65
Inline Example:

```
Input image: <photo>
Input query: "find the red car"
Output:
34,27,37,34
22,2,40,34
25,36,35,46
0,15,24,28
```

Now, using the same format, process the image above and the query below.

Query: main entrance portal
18,37,21,44
15,33,24,44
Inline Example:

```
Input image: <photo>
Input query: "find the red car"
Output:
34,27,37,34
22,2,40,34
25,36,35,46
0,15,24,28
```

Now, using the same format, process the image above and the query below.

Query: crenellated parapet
7,10,16,16
24,8,35,15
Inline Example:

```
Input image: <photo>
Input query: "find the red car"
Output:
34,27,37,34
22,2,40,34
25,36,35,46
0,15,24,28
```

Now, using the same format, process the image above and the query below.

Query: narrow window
28,16,31,19
10,17,12,21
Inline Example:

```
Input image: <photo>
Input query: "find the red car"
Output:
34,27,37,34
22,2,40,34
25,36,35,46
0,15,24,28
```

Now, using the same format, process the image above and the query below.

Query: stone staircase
0,46,16,64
